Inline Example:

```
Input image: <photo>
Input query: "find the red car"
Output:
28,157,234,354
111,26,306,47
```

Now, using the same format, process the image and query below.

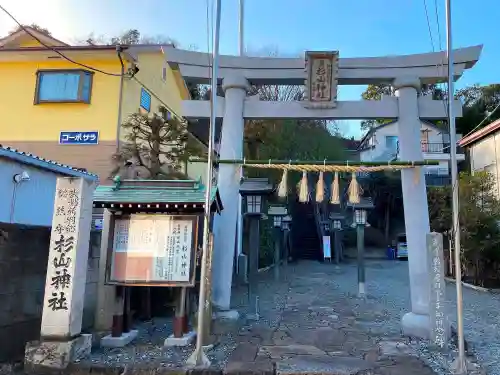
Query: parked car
396,233,408,259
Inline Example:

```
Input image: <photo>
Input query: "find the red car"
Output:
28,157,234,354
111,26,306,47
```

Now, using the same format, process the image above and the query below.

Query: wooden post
141,287,152,321
183,289,190,334
173,288,187,338
123,287,131,333
111,286,124,337
94,210,117,332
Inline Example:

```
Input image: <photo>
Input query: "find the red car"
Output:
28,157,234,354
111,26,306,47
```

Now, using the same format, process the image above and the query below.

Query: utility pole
445,0,467,373
186,0,222,367
356,223,365,297
236,0,245,266
239,0,245,56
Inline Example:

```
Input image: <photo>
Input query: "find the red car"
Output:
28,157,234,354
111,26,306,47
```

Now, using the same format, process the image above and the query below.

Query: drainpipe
116,45,126,153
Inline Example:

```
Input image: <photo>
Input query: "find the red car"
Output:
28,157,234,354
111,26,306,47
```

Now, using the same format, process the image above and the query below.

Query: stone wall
0,224,100,362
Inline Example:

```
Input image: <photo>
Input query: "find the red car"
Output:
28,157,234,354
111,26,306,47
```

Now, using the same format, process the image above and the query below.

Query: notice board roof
93,178,222,212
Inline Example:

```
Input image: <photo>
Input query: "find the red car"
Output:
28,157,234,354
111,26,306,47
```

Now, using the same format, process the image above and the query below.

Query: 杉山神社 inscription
40,177,94,338
304,51,339,109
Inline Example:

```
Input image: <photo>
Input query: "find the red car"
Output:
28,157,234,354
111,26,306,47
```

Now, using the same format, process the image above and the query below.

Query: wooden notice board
106,214,199,287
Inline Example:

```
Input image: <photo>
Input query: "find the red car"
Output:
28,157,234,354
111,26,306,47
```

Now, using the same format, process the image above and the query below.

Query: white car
396,233,408,259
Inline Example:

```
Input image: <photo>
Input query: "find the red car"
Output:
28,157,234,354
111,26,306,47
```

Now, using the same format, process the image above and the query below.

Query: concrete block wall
0,223,101,362
0,224,50,362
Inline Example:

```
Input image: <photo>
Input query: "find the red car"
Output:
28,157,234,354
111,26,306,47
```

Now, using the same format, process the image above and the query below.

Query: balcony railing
425,174,451,186
421,142,448,153
421,142,464,154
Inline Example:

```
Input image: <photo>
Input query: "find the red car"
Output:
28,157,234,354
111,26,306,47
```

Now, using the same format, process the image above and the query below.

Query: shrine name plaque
304,51,339,109
106,214,199,286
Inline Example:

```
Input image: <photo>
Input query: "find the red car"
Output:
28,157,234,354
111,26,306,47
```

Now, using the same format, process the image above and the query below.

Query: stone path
221,261,438,375
82,260,487,375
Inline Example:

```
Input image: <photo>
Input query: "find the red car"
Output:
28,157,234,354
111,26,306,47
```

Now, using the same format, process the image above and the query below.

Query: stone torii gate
164,45,482,339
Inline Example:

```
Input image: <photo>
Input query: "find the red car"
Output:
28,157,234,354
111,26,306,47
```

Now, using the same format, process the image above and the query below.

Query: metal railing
420,142,464,154
425,174,452,186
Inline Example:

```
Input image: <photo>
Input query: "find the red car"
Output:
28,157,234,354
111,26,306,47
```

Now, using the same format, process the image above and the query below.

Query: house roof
0,26,69,48
458,119,500,147
357,119,442,150
0,145,98,180
0,27,167,60
93,178,223,209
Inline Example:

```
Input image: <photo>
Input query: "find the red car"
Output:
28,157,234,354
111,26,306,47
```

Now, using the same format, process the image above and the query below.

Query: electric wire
0,3,188,122
423,0,436,51
0,4,124,77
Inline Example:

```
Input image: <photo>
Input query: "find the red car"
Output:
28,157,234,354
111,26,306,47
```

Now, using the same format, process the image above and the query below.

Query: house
458,118,500,198
0,27,206,184
0,145,98,362
357,120,465,186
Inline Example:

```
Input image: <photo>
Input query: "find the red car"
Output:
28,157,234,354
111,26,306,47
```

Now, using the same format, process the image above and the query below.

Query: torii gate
164,45,482,339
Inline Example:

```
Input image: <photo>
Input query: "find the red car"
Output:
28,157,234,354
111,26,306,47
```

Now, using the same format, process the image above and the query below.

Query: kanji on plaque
304,51,339,109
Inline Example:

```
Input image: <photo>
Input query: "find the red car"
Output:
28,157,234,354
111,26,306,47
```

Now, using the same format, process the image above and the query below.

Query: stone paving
222,260,438,375
81,259,487,375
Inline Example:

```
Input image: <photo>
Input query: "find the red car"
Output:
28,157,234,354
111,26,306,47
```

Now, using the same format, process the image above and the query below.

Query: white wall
186,160,208,185
359,121,462,175
469,133,500,199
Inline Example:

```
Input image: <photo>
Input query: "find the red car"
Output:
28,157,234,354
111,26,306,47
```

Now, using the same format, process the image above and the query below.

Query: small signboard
106,214,199,287
59,131,99,145
322,235,331,260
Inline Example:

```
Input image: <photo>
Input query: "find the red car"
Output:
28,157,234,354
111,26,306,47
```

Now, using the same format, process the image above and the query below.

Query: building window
385,136,398,151
159,106,171,121
35,70,93,104
162,66,167,82
140,88,151,112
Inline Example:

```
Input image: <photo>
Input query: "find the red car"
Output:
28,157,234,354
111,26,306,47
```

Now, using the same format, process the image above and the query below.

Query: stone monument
25,177,95,370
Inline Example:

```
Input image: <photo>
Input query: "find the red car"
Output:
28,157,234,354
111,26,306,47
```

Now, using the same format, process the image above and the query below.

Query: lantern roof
346,197,374,210
239,177,274,195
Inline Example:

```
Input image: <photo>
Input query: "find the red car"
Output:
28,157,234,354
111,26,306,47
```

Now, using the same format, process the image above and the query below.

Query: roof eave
459,119,500,147
0,148,98,180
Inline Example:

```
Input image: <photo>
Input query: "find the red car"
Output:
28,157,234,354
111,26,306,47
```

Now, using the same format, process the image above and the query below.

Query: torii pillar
211,73,249,314
394,76,432,339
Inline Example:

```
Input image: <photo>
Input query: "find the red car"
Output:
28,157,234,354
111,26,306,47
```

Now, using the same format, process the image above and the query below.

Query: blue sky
0,0,498,138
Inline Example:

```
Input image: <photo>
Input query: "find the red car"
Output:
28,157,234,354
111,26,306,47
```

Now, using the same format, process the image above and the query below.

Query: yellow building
0,27,205,183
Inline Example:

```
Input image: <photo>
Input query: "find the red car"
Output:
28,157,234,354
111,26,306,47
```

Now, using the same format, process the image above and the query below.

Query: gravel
82,259,496,374
357,259,496,375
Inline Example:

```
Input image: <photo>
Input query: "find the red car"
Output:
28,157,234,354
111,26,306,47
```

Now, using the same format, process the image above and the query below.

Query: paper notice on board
111,215,194,283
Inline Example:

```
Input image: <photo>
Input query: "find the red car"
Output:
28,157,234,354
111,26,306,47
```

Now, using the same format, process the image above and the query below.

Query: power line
421,0,449,125
433,0,443,50
0,4,125,77
460,101,500,139
0,3,188,123
423,0,436,51
132,76,183,121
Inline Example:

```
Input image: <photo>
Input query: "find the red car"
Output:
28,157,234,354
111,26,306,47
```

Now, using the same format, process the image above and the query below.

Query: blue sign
59,131,99,145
